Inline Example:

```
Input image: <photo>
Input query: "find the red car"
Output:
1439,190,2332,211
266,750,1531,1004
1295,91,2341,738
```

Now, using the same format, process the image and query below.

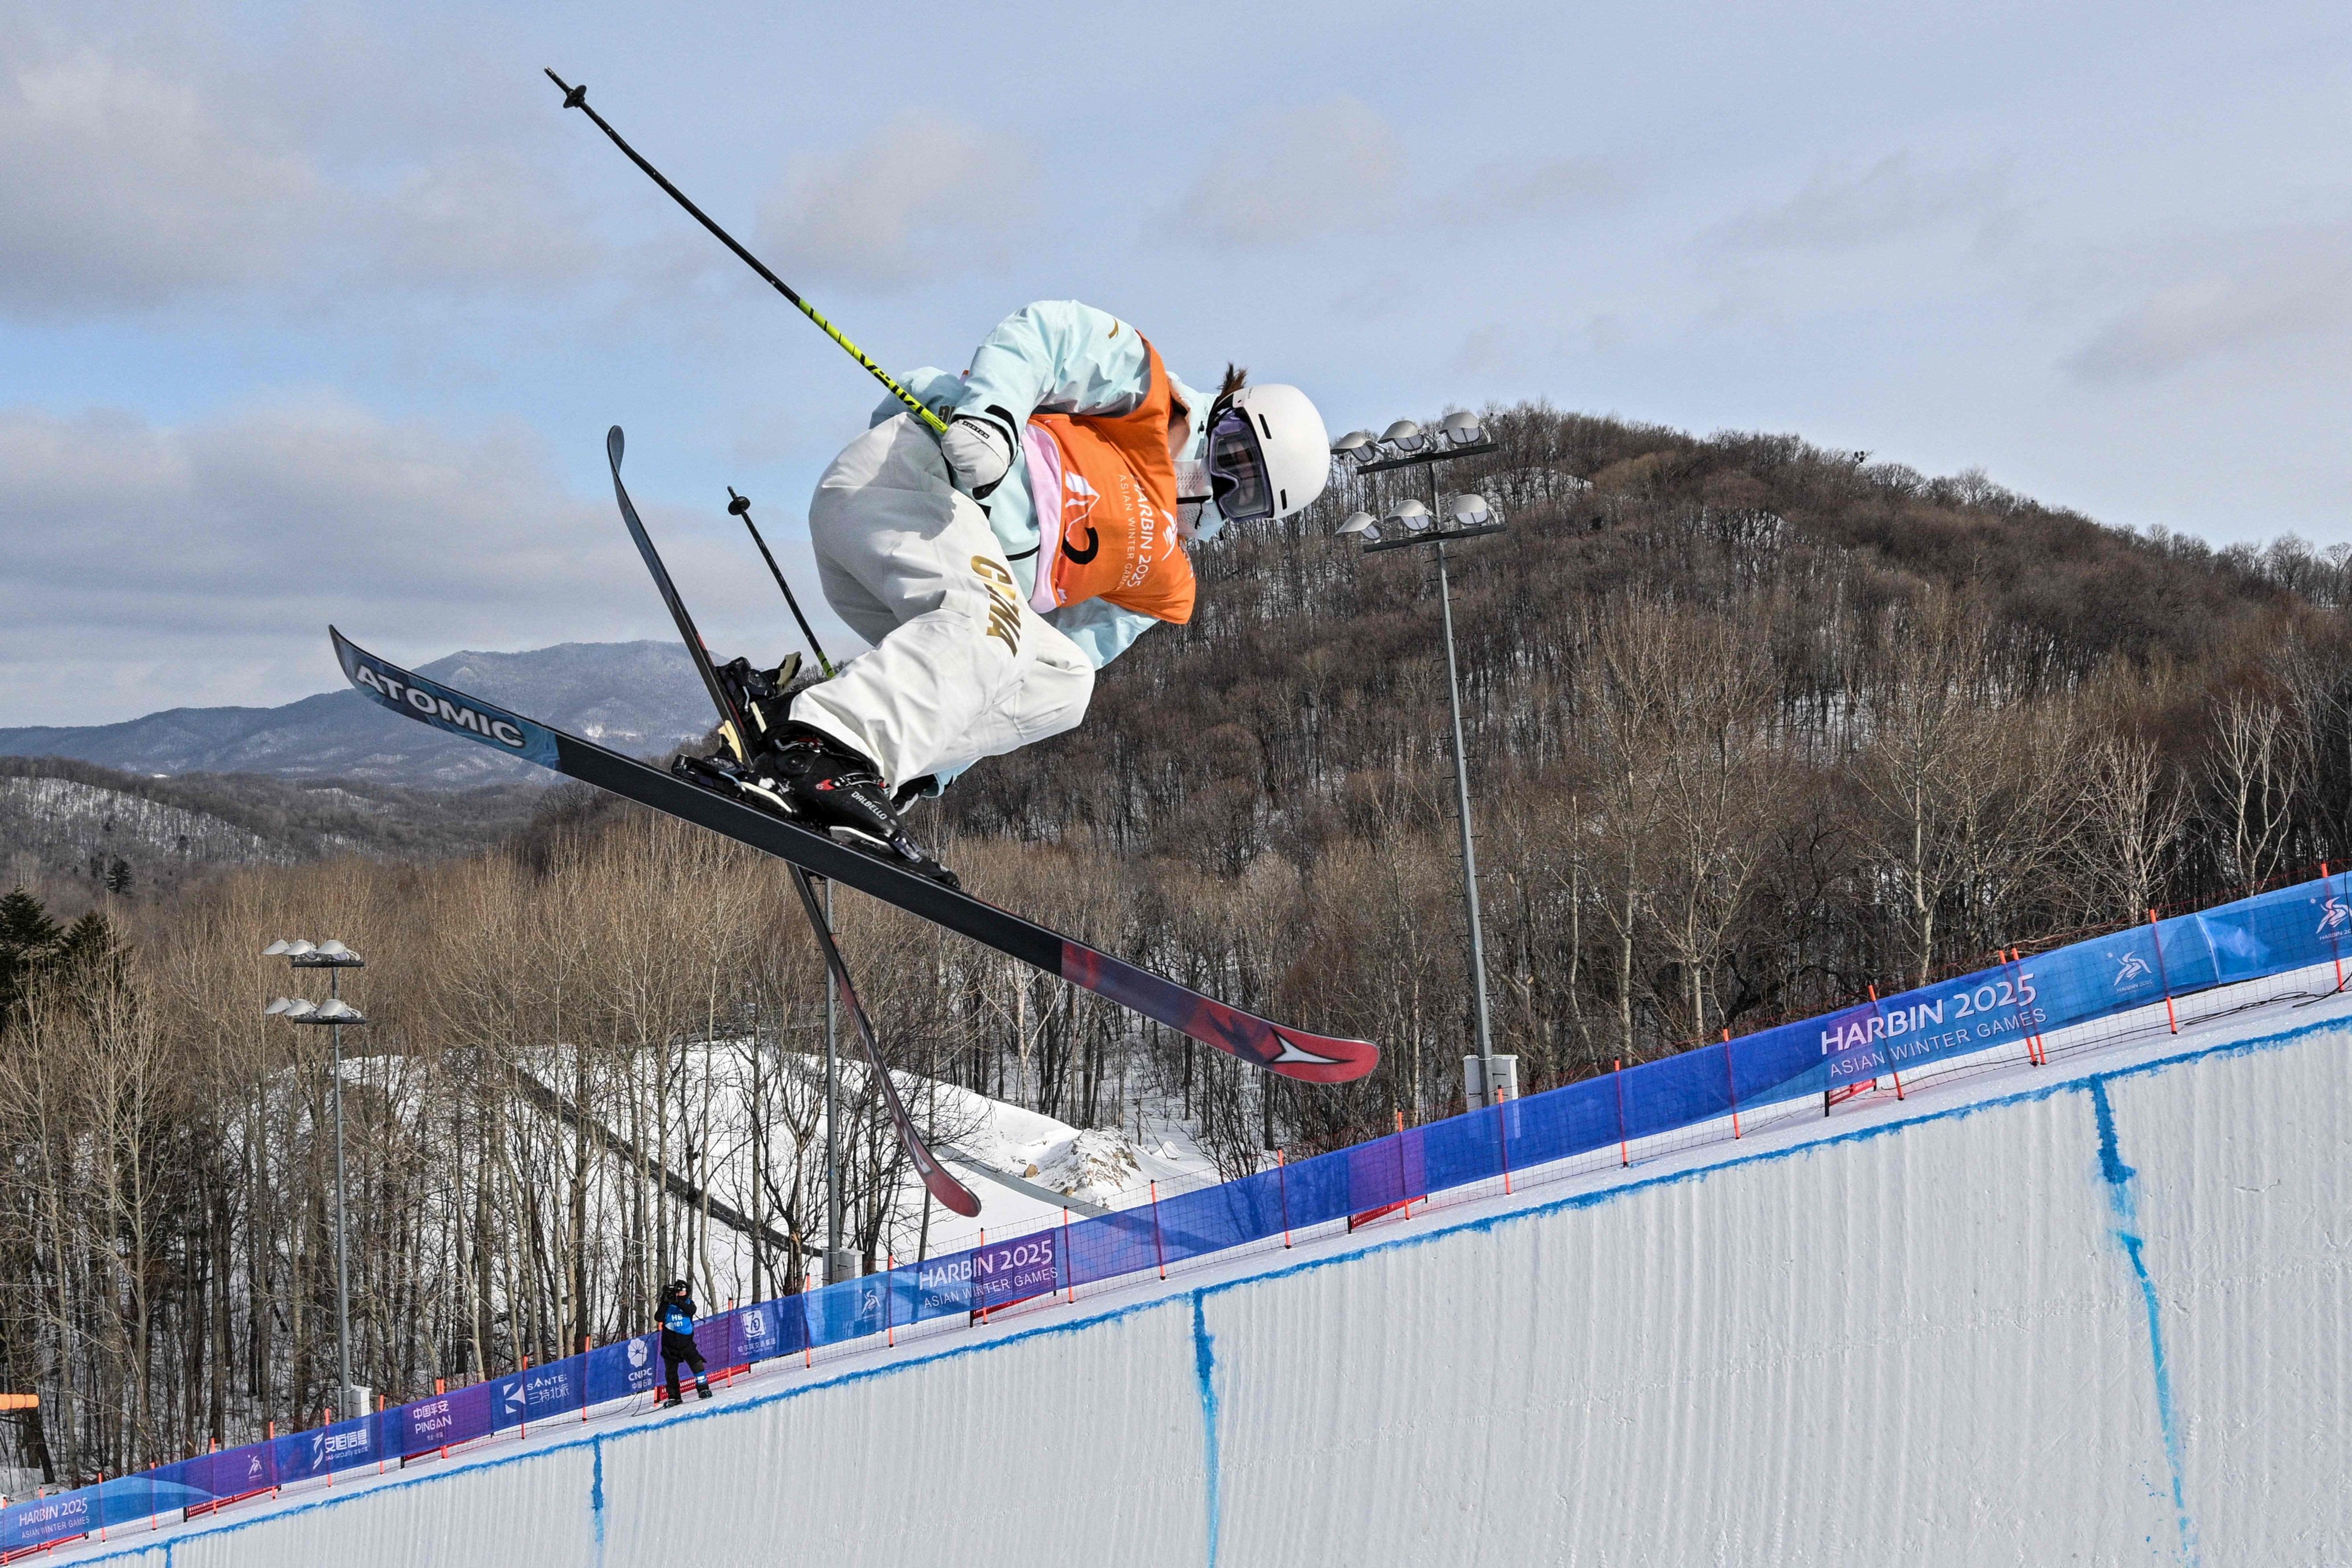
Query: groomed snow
47,981,2351,1566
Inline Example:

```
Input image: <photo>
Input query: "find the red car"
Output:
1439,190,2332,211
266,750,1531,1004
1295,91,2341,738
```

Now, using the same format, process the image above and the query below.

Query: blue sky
2,0,2346,726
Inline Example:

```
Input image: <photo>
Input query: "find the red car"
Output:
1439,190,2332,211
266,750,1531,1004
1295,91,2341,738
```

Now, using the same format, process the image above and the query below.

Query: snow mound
1028,1129,1145,1206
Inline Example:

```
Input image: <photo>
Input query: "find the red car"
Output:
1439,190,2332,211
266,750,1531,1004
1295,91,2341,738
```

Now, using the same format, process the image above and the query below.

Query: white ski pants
789,414,1095,791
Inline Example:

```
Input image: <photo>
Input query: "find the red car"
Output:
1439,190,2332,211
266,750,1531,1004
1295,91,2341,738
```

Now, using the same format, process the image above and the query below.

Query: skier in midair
656,1279,712,1406
736,301,1331,885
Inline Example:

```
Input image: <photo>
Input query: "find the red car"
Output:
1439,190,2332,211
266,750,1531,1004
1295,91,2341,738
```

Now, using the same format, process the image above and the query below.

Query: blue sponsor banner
588,1333,662,1404
177,1437,275,1501
969,1231,1065,1314
392,1380,492,1455
804,1271,890,1345
728,1297,808,1364
1822,971,2048,1087
908,1232,1063,1321
269,1412,374,1485
1,1488,90,1552
489,1368,531,1434
272,1423,326,1485
519,1355,586,1421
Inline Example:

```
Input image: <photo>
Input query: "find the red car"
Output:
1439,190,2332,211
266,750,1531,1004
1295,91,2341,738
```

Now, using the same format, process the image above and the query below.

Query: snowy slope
46,982,2352,1566
461,1041,1218,1300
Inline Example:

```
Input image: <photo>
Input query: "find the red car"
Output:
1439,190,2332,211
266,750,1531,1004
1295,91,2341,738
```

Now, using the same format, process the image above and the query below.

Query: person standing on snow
656,1279,712,1406
732,300,1331,886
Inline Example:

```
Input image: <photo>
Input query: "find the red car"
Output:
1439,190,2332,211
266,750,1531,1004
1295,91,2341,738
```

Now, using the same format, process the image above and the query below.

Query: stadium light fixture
265,937,370,1422
1386,498,1432,534
1449,493,1493,527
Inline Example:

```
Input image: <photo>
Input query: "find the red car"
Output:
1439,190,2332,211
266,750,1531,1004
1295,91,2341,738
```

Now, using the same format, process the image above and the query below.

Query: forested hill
948,404,2345,864
0,755,540,902
932,403,2352,1100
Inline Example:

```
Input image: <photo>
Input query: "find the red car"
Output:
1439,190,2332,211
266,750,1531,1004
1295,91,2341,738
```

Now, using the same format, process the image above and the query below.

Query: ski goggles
1206,404,1274,524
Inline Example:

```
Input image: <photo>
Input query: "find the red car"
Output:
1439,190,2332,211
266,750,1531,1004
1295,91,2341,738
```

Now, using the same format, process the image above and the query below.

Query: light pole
264,939,368,1422
1330,412,1515,1110
821,878,855,1285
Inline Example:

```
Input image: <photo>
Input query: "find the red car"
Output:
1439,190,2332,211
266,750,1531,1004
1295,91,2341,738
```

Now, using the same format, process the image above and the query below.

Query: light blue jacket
874,300,1218,671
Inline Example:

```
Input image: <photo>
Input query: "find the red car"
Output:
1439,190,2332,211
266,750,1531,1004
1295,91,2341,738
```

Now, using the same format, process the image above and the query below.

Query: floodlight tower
264,939,368,1422
1330,413,1513,1109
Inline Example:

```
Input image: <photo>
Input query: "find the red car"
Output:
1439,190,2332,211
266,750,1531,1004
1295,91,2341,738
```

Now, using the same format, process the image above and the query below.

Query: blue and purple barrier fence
8,870,2347,1555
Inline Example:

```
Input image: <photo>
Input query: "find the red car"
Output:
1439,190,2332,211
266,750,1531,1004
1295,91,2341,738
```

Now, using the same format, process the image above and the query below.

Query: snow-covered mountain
0,641,715,787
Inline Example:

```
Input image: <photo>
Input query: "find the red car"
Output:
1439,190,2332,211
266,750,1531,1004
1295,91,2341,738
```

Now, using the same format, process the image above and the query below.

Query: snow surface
44,975,2352,1566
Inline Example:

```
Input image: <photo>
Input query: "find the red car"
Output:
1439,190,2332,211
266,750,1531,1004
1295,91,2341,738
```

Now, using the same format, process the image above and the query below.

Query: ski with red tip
329,628,1380,1085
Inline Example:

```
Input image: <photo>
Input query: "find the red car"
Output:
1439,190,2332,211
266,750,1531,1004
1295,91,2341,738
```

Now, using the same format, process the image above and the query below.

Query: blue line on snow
590,1436,607,1561
2088,1079,2199,1566
1192,1293,1222,1568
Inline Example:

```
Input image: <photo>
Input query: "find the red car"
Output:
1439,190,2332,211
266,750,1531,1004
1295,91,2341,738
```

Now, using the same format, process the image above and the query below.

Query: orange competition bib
1021,340,1195,624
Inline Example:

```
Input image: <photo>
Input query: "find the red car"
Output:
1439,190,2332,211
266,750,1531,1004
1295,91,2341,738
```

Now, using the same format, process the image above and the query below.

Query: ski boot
696,1378,713,1401
758,725,960,890
674,729,960,890
713,651,801,758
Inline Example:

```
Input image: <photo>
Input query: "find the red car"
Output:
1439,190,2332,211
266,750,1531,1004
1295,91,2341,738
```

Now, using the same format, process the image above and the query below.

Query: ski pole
728,488,835,678
544,70,948,437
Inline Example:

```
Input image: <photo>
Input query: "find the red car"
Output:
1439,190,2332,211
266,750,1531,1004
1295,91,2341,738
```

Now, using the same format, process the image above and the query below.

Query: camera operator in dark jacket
658,1279,712,1406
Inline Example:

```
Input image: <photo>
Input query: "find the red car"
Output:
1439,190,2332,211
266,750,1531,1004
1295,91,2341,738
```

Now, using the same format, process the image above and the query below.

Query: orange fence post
1722,1029,1741,1138
1613,1058,1628,1166
1150,1181,1168,1280
1063,1207,1076,1304
1868,984,1903,1099
1496,1088,1513,1195
2012,948,2048,1065
1276,1149,1293,1248
1393,1110,1411,1216
2149,908,2179,1034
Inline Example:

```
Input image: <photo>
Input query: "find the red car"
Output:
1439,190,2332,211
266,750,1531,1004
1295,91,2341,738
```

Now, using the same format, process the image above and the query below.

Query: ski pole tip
543,68,585,109
727,488,750,516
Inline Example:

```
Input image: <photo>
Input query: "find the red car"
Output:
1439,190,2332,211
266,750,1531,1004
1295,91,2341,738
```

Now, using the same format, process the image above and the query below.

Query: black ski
601,426,978,1218
329,561,1376,1082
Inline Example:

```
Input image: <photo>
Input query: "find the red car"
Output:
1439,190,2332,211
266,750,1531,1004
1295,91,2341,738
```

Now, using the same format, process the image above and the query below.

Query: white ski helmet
1198,383,1330,538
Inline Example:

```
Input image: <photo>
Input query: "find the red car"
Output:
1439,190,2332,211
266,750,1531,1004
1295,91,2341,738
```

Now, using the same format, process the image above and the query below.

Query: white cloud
0,399,610,621
0,48,322,312
0,400,783,724
755,114,1033,290
1443,156,1626,222
2065,232,2352,384
364,150,602,291
1177,96,1406,249
1176,106,1623,250
0,25,604,319
1710,152,2010,253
